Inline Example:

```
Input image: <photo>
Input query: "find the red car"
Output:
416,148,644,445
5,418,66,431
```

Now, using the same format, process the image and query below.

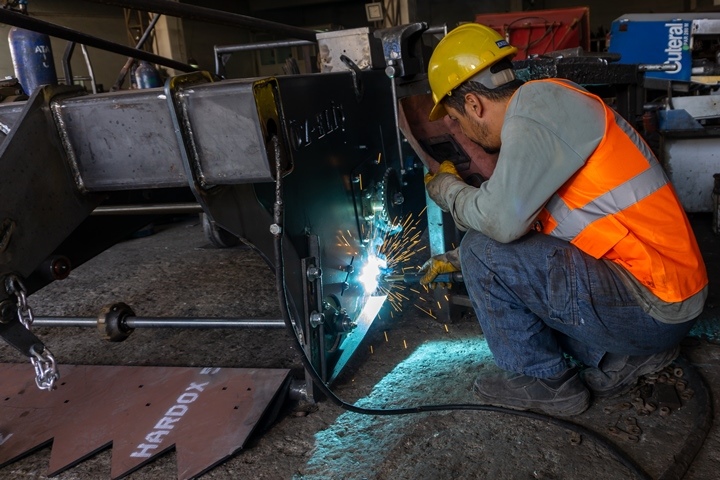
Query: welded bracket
163,72,289,264
301,234,325,401
0,312,45,358
0,85,101,380
0,85,99,289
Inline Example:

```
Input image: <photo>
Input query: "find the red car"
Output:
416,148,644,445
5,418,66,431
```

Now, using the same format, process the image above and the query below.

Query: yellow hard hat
428,23,518,121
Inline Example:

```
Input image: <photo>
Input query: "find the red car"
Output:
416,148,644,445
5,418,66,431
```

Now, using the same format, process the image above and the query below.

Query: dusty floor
0,214,719,480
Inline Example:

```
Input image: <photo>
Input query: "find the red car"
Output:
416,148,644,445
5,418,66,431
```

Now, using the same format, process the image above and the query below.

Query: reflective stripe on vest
546,160,667,241
534,78,707,303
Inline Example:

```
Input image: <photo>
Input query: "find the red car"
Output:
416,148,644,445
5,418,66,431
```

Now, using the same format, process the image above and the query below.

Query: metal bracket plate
0,363,290,479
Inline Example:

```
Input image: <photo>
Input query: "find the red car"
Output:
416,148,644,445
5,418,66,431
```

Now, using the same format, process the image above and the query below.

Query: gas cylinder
8,26,58,95
133,61,163,89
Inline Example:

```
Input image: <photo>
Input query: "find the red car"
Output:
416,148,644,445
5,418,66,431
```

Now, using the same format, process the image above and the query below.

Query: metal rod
383,272,464,284
112,12,162,91
82,0,318,42
214,39,315,77
425,25,448,36
390,74,404,174
0,8,196,74
32,316,286,329
80,45,98,94
215,39,315,55
91,203,203,215
639,64,679,72
62,41,76,86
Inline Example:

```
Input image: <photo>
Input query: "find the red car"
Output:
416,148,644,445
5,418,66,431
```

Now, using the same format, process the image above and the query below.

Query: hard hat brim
429,101,447,121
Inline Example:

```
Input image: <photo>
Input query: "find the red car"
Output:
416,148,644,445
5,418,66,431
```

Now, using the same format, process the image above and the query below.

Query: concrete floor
0,213,719,479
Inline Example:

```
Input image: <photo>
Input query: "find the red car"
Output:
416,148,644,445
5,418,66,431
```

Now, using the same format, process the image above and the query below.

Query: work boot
581,346,681,398
472,368,590,417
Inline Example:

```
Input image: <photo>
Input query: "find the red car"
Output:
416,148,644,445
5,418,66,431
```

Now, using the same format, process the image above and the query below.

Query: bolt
342,264,354,274
392,192,405,206
51,257,71,280
352,175,361,183
306,266,322,281
0,300,14,324
340,317,357,332
309,311,324,328
269,224,282,235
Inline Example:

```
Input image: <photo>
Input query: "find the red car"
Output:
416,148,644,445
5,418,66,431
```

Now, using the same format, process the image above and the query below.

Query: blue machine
7,1,58,95
608,13,720,214
608,13,715,82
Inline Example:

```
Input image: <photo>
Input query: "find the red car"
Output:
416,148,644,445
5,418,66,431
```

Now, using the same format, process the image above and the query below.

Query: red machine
475,7,591,59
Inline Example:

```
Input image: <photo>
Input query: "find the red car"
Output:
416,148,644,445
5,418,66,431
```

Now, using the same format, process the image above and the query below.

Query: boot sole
585,347,681,399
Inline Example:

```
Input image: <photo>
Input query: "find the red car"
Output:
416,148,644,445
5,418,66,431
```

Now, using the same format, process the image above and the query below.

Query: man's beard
479,143,500,154
474,122,500,154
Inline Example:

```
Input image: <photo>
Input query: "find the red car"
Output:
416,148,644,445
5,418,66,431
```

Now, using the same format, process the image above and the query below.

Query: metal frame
214,39,316,78
0,67,409,389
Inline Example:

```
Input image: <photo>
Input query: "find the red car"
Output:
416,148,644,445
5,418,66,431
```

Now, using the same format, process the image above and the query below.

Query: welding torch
382,272,464,284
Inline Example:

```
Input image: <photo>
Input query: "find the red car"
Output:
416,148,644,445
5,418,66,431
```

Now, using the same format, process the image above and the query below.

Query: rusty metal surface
0,363,290,479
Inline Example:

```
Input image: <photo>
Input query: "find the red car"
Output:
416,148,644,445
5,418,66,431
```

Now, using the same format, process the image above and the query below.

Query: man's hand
420,249,461,289
424,161,462,211
424,160,461,184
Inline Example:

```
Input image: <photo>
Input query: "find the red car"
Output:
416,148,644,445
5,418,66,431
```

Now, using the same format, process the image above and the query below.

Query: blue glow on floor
689,315,720,342
298,338,493,479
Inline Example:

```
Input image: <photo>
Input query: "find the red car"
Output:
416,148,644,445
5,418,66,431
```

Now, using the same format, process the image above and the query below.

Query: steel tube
215,39,315,55
0,9,196,74
639,64,679,72
214,39,316,76
83,0,318,42
80,45,98,94
425,25,448,36
32,316,286,329
91,203,203,215
63,42,76,86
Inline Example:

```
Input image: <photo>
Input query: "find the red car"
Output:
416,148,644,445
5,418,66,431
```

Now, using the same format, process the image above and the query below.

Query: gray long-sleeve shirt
437,80,605,241
433,80,706,323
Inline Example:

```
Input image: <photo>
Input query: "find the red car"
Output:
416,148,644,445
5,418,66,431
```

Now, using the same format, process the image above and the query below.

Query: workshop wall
414,0,720,38
0,0,127,92
413,0,515,29
1,0,719,89
542,0,720,31
180,1,255,79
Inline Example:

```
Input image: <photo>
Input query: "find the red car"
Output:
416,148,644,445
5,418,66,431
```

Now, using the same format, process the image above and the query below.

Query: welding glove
420,248,461,289
424,161,467,212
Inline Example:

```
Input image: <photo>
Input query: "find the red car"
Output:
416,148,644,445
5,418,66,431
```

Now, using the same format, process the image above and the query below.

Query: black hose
268,135,652,480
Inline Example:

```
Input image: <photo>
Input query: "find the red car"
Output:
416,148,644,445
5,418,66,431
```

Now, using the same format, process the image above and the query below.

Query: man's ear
464,92,484,120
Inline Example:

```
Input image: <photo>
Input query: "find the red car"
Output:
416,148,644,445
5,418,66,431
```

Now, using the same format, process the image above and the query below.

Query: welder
419,23,708,416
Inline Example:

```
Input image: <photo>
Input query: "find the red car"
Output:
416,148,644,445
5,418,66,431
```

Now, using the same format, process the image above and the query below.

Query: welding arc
269,138,650,480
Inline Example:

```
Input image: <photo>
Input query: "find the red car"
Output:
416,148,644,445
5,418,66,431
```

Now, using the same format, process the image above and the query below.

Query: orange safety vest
533,79,707,303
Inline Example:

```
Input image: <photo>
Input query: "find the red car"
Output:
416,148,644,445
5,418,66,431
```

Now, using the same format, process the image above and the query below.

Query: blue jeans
459,230,696,379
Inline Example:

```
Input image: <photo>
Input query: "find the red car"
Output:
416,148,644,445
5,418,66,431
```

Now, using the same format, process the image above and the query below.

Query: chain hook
29,345,58,391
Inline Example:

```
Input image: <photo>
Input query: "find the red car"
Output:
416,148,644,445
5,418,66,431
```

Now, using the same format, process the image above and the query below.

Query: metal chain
29,345,58,391
5,275,59,391
14,286,33,330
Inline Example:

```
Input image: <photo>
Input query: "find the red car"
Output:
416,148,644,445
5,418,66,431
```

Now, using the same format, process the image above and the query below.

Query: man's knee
459,230,493,270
